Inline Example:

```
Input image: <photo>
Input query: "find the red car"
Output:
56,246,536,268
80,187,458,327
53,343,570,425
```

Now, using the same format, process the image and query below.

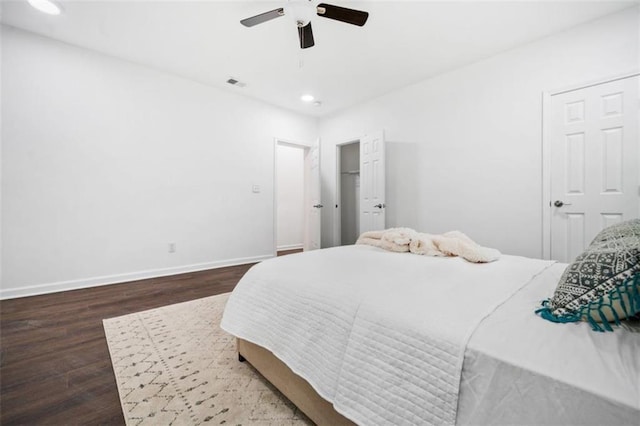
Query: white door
304,138,322,250
359,131,386,233
549,75,639,262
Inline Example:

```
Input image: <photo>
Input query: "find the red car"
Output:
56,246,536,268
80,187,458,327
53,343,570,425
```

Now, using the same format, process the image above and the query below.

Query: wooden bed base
237,338,356,425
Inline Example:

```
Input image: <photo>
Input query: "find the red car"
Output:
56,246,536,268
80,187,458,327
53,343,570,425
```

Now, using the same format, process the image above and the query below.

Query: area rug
103,293,312,425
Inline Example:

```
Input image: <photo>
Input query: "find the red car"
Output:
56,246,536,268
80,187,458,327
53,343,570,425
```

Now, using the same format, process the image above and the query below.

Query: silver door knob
554,200,572,207
313,204,323,208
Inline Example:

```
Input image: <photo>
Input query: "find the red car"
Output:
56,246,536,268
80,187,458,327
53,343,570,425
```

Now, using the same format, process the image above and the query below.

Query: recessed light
300,94,314,102
28,0,62,15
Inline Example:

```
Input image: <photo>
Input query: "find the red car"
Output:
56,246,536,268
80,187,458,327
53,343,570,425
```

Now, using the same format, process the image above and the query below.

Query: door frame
541,71,640,260
335,139,360,246
273,138,313,257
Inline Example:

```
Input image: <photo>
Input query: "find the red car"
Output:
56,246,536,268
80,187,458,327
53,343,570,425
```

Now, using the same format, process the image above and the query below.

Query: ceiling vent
226,78,246,88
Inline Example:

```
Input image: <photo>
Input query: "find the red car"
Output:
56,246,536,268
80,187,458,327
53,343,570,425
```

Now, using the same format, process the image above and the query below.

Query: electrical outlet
252,185,261,193
168,243,176,253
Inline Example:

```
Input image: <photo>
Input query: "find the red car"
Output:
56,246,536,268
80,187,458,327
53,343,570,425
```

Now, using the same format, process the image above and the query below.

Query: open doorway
334,131,386,246
276,142,306,255
336,141,360,245
274,138,322,256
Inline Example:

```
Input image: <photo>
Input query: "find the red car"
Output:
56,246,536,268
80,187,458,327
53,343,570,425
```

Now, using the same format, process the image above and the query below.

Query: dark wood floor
0,263,255,425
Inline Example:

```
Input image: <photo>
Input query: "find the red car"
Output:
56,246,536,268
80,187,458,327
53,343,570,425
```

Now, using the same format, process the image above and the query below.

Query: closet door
360,131,386,233
306,139,322,250
549,75,638,262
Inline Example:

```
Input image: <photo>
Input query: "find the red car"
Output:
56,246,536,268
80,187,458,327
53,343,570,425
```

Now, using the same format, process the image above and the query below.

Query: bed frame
237,338,356,425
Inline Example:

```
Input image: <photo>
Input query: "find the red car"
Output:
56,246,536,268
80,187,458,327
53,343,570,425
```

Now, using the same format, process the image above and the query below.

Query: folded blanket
433,231,501,263
355,230,385,249
358,228,500,263
356,227,416,252
357,230,386,241
409,233,445,257
380,227,415,252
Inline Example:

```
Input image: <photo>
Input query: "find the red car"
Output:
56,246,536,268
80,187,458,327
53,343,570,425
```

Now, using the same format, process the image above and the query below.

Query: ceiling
1,0,637,117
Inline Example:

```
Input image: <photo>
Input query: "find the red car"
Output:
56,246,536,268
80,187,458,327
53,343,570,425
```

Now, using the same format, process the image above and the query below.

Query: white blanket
357,228,501,263
458,262,640,425
221,245,553,425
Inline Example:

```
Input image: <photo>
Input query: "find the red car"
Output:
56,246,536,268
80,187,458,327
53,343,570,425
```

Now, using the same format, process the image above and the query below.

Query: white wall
1,26,317,298
318,6,639,258
276,144,305,250
2,7,638,298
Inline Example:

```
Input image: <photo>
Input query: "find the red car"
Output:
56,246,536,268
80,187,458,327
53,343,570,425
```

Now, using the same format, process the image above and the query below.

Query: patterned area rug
103,293,312,425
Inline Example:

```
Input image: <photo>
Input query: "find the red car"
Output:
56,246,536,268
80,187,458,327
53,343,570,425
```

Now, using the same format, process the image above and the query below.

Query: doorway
335,130,387,246
543,73,639,262
336,141,360,245
276,143,306,253
274,138,322,256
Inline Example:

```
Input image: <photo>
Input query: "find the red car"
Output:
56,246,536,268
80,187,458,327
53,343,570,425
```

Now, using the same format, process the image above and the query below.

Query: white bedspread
221,245,553,425
458,262,640,425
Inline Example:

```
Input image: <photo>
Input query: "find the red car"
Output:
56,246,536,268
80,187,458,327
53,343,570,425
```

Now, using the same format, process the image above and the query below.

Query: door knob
313,204,323,208
554,200,572,207
374,203,385,209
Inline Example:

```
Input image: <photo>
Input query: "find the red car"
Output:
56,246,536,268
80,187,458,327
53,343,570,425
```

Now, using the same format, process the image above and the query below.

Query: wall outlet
168,243,176,253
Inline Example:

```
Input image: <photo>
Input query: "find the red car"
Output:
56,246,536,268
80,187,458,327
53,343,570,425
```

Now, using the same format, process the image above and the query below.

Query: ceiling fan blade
297,22,315,49
240,8,285,27
316,3,369,26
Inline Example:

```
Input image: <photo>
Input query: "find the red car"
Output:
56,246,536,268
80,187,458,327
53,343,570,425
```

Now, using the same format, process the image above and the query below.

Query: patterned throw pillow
536,219,640,332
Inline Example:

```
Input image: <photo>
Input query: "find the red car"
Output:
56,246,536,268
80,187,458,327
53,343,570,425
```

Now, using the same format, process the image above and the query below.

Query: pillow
536,219,640,332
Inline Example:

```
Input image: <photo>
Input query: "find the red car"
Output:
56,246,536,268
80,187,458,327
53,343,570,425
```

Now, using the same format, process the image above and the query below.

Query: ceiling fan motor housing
285,0,316,27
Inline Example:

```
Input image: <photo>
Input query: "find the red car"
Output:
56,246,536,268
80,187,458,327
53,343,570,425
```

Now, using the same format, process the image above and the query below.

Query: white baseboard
0,254,273,300
276,244,304,251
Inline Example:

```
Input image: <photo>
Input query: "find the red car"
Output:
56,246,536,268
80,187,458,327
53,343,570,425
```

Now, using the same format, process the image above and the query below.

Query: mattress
220,244,631,425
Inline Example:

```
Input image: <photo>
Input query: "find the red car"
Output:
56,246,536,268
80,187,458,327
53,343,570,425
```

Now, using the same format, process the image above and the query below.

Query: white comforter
221,245,553,425
458,262,640,426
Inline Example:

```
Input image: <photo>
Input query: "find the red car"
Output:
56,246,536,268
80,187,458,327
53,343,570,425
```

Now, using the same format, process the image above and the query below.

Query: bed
220,244,640,425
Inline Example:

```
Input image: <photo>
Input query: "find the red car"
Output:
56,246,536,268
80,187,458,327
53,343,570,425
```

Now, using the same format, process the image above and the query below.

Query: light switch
252,185,261,193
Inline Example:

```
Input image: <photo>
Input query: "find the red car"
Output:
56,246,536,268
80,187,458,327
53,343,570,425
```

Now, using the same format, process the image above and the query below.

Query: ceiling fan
240,0,369,49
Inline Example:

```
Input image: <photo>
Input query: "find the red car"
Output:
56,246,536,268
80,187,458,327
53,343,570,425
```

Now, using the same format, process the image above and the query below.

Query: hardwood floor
0,263,254,425
277,248,303,257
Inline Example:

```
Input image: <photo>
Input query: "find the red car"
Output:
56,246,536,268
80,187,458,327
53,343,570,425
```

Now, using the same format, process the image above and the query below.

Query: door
549,75,639,262
359,130,386,233
305,138,322,250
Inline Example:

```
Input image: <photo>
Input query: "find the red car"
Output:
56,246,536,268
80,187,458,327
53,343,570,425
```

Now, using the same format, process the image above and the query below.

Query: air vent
226,77,246,88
